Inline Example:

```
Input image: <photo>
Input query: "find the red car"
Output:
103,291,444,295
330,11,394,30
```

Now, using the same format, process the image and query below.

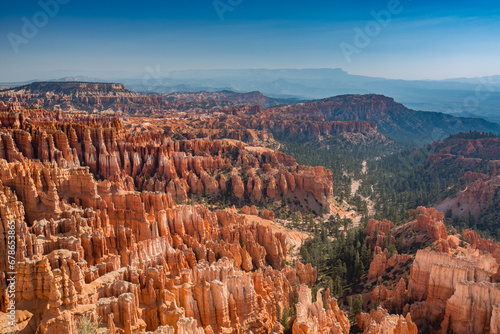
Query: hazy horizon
3,67,500,84
1,0,500,82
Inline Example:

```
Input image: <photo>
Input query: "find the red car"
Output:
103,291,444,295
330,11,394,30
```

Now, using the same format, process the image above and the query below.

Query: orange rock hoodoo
363,206,500,334
0,109,334,213
0,109,340,334
407,248,500,333
293,285,350,334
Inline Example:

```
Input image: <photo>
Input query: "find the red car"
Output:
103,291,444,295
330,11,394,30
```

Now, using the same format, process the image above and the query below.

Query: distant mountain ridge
0,81,134,95
162,90,302,108
3,69,500,124
278,94,500,146
0,81,298,113
2,81,499,147
125,68,500,125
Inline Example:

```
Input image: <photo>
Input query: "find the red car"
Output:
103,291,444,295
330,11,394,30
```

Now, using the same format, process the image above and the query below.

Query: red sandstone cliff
0,109,341,334
0,109,335,214
360,207,500,334
407,249,499,333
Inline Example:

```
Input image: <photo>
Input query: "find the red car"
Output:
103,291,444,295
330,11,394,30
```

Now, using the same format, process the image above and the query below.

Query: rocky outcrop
0,82,160,114
0,109,334,212
0,108,337,334
413,207,448,241
367,247,411,280
278,94,500,146
261,209,274,221
364,219,394,250
0,156,317,333
360,206,500,333
356,307,418,334
431,133,500,221
436,176,500,218
0,84,395,149
292,285,350,334
408,249,499,332
441,280,500,334
370,279,409,314
364,219,394,237
462,229,500,263
368,247,388,280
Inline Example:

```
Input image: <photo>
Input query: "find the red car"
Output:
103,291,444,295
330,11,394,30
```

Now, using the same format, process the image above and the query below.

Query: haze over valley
1,1,500,334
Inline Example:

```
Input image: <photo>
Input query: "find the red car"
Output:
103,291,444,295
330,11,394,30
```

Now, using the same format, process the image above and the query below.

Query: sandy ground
241,213,310,259
349,160,376,226
245,146,274,154
351,179,362,197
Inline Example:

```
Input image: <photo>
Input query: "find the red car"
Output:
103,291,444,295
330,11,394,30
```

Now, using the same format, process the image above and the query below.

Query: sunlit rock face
0,108,336,334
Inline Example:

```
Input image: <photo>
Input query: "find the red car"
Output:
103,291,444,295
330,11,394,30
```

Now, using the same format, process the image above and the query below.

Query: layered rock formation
0,109,334,213
0,84,292,114
278,95,500,146
370,279,409,315
407,248,500,333
292,285,350,334
367,247,410,280
0,109,345,334
364,219,394,250
1,82,394,150
0,82,160,114
356,307,417,334
430,133,500,221
360,207,500,334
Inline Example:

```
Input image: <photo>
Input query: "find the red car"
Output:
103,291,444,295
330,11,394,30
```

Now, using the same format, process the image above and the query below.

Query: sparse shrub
76,313,98,334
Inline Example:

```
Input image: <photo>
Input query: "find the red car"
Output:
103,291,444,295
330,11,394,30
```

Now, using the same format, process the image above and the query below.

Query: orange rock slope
0,109,334,214
364,207,500,334
408,247,500,333
0,109,349,334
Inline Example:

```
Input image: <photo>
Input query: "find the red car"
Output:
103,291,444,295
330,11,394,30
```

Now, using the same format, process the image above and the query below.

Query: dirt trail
349,160,376,225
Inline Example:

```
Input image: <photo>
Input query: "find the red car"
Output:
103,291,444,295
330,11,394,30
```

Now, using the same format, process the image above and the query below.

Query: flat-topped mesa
1,85,294,115
4,81,131,94
0,82,169,113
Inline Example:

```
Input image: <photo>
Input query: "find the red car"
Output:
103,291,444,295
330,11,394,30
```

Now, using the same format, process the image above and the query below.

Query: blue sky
1,0,499,81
